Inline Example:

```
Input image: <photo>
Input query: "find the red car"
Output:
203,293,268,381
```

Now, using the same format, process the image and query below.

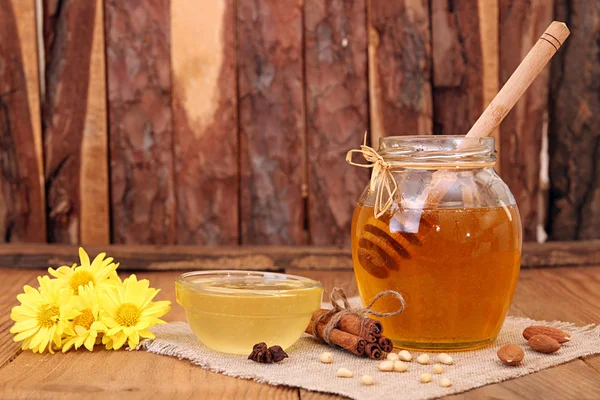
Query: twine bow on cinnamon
312,287,406,346
346,133,398,218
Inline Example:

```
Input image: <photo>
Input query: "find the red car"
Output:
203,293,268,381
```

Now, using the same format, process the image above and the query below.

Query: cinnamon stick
305,321,367,357
377,336,394,353
365,343,385,360
311,309,383,342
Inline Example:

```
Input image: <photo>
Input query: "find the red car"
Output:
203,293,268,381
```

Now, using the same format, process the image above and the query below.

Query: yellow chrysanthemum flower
62,284,107,352
49,247,120,293
100,274,170,350
10,276,79,354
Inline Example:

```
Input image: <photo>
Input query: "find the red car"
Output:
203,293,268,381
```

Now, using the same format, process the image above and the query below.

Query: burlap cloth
138,298,600,400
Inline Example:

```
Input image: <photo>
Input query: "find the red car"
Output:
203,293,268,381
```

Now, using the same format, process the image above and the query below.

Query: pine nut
437,353,454,365
319,352,333,364
336,368,353,378
416,353,430,364
440,377,453,387
393,360,408,372
398,350,412,362
361,375,374,385
378,360,394,372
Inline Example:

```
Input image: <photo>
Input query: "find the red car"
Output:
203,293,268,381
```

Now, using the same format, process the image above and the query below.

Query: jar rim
378,135,496,168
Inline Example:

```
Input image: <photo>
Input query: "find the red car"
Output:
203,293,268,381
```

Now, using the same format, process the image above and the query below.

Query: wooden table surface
1,265,600,399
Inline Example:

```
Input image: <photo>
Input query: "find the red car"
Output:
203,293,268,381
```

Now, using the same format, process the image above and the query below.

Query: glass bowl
175,270,323,355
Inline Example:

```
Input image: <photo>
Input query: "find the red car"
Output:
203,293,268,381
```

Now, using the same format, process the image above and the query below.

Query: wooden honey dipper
358,21,570,279
416,21,571,207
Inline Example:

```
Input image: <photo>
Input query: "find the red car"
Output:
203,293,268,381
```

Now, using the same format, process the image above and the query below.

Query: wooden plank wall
549,0,600,240
172,0,239,245
238,0,305,245
43,0,109,245
432,0,499,141
368,0,432,142
499,0,554,241
304,0,369,245
0,0,598,246
105,0,176,245
0,0,45,243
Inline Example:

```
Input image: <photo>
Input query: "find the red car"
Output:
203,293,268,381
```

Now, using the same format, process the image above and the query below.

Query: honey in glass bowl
176,271,323,355
349,136,523,351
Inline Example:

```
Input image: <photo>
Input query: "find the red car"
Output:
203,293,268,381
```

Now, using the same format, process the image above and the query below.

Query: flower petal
74,325,88,336
127,329,140,349
29,328,46,349
90,321,106,332
112,333,127,350
10,319,37,333
138,329,155,339
106,327,122,336
11,305,37,319
62,337,75,352
39,332,51,353
84,335,96,351
13,326,39,342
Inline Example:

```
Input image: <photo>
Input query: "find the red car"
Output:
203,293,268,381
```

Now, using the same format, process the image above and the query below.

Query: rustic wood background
0,0,598,247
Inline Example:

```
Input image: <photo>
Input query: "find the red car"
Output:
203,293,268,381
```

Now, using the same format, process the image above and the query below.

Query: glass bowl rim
175,270,324,294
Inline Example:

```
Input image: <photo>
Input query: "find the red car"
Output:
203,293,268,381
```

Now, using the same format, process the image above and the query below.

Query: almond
497,344,524,366
528,334,561,353
523,326,571,344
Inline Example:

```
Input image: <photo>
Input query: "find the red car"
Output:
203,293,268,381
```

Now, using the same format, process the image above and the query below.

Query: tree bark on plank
171,0,238,244
105,0,176,244
238,0,305,244
305,0,369,246
0,0,45,242
549,0,600,240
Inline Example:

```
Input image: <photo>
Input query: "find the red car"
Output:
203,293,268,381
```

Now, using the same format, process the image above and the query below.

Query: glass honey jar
349,136,522,351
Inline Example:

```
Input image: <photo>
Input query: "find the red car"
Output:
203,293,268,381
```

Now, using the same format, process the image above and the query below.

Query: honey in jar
348,136,523,350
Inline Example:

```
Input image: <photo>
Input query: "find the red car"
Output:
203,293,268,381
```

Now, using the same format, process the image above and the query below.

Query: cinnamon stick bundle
304,288,403,359
305,320,367,357
311,309,383,343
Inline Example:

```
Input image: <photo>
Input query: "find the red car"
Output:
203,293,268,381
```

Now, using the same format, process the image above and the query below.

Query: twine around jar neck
346,133,398,218
346,133,497,217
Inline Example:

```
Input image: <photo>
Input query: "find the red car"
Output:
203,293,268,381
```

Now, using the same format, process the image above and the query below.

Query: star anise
248,342,288,363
